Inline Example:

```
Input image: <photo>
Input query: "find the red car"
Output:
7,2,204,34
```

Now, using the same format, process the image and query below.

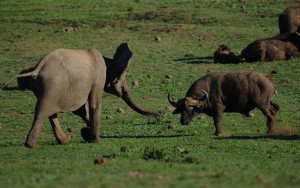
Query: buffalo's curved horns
185,89,209,107
200,89,209,101
168,93,178,108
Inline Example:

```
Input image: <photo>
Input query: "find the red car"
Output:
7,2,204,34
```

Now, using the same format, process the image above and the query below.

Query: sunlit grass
0,0,300,188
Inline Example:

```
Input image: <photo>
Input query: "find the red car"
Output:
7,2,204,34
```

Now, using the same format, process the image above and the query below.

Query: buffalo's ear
173,108,181,114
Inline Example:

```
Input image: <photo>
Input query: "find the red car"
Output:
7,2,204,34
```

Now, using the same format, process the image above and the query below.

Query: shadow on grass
101,134,195,139
1,86,21,91
215,134,300,141
173,56,213,64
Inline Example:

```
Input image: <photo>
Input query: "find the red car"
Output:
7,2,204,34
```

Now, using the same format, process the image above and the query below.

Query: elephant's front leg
49,113,70,144
87,90,103,143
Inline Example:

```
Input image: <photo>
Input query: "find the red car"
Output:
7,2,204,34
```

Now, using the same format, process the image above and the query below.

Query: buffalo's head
168,90,208,125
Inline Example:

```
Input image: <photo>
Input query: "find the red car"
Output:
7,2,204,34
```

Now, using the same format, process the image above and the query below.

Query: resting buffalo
168,71,279,136
241,32,300,62
213,44,239,64
279,7,300,33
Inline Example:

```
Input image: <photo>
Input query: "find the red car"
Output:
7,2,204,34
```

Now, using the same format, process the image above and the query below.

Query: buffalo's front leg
49,113,70,144
213,111,223,136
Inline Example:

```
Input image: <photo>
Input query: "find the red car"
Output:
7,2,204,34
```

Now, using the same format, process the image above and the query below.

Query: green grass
1,0,300,187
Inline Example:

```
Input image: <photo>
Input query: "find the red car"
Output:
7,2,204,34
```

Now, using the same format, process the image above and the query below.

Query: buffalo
279,7,300,33
241,32,300,62
168,71,279,136
213,44,239,64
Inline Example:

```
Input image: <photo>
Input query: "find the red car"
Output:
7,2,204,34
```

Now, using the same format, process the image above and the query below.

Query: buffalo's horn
200,89,209,101
185,90,208,107
168,93,178,108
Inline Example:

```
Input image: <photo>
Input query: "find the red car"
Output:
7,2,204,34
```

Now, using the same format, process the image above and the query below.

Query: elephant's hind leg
25,100,56,148
25,118,44,148
49,113,70,144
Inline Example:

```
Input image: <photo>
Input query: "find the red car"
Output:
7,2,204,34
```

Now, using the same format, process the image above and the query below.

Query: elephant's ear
113,43,133,75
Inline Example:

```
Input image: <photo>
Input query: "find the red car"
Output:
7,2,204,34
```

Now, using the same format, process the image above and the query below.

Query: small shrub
142,146,166,160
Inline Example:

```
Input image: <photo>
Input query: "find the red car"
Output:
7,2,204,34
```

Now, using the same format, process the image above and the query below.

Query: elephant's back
36,48,106,112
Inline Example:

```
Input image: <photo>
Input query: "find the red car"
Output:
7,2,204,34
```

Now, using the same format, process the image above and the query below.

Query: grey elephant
3,43,156,148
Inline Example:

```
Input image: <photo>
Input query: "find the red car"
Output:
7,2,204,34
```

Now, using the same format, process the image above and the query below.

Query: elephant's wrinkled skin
3,43,156,148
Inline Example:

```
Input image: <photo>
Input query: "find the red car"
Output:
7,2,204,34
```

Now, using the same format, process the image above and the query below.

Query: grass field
0,0,300,187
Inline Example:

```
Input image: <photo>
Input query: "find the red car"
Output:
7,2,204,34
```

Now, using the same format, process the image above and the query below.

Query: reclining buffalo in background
279,7,300,33
168,71,279,136
213,44,239,64
241,32,300,62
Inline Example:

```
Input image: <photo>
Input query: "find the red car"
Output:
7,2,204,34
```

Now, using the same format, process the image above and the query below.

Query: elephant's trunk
121,81,157,117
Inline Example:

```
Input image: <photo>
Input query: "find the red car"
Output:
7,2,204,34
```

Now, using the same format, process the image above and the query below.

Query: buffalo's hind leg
49,113,70,145
270,101,280,116
258,101,279,134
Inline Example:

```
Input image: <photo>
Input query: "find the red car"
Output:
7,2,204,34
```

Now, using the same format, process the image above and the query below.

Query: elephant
3,43,157,148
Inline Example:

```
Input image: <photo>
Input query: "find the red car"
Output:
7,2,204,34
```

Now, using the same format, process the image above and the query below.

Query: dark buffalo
168,71,279,136
279,7,300,33
213,44,239,64
241,32,300,62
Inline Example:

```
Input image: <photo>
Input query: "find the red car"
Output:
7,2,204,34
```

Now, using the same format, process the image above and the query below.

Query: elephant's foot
58,134,71,145
81,127,101,143
25,138,37,148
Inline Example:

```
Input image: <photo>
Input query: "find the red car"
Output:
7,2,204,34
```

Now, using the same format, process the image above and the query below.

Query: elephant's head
104,43,157,117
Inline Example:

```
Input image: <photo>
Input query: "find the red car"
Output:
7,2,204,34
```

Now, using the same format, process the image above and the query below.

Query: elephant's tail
1,71,37,90
1,57,47,90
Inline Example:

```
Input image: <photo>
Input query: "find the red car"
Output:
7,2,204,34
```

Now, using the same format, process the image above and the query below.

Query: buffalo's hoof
214,132,223,136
